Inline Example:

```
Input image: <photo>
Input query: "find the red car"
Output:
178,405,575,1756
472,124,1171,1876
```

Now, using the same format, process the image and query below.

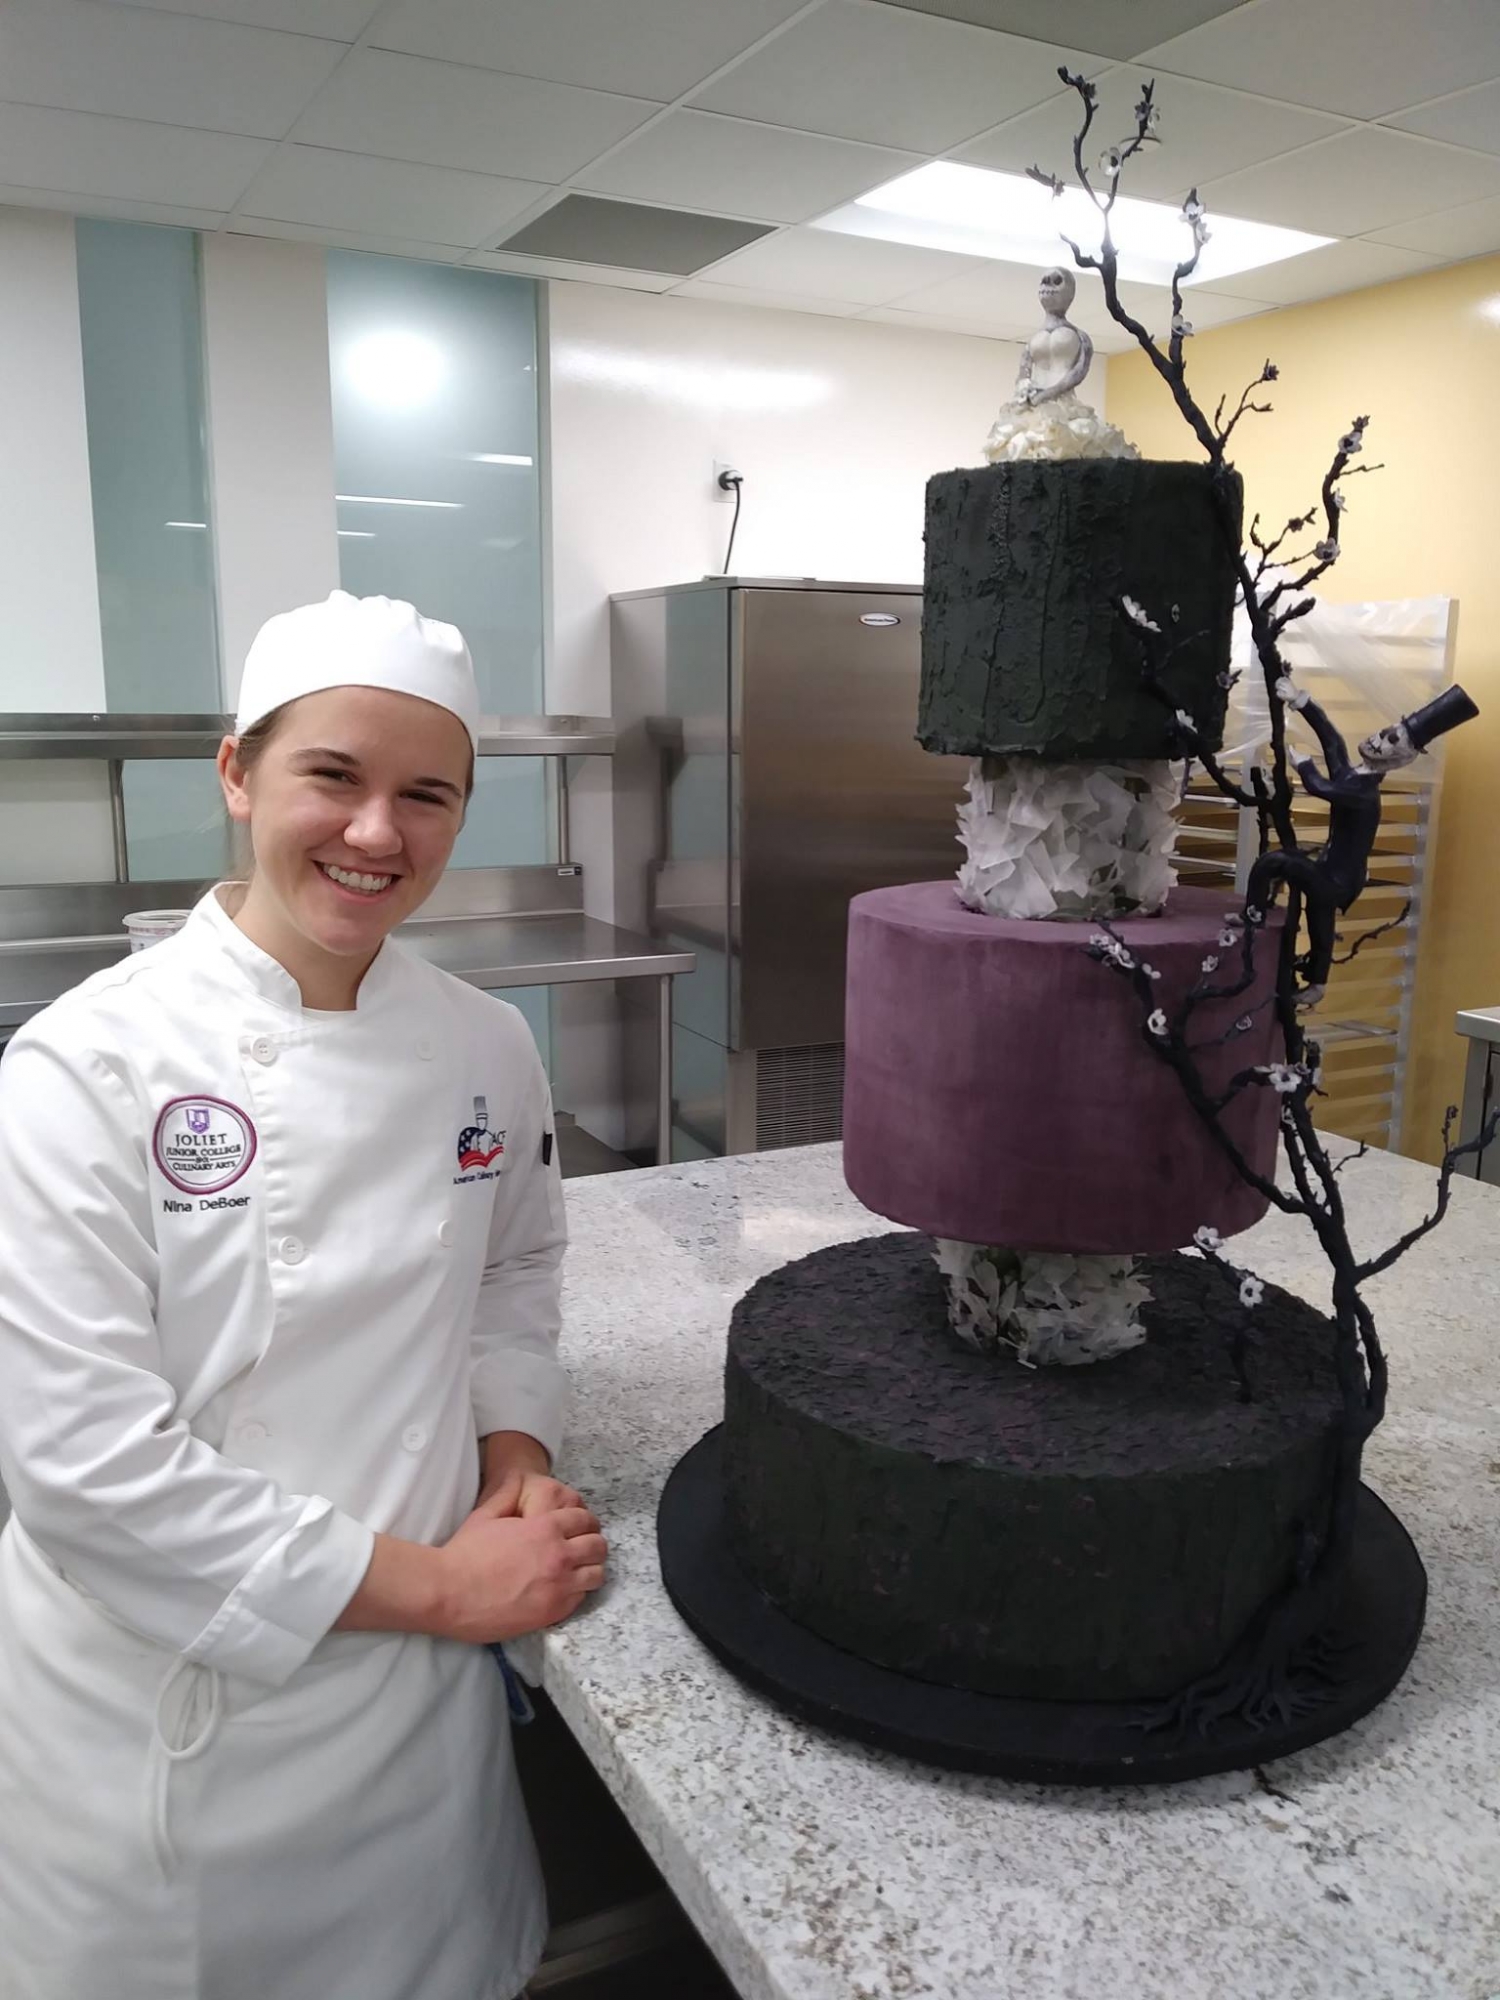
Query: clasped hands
432,1431,608,1646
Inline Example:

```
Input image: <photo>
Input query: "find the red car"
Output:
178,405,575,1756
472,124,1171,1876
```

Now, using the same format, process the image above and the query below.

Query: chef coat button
437,1219,454,1247
277,1235,306,1265
402,1424,427,1452
250,1036,277,1066
416,1038,435,1061
240,1420,269,1445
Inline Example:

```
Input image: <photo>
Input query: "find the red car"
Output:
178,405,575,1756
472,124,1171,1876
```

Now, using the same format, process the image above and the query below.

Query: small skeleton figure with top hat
1249,681,1479,1005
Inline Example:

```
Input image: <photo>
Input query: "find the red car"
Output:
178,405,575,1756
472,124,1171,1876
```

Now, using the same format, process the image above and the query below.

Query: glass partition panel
121,761,231,886
75,221,219,713
76,219,226,883
326,253,547,871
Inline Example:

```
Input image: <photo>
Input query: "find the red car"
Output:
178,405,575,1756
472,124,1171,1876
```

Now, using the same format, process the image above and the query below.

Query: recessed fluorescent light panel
818,163,1331,287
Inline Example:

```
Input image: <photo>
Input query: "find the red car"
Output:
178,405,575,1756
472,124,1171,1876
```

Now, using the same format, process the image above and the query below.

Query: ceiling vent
496,195,773,276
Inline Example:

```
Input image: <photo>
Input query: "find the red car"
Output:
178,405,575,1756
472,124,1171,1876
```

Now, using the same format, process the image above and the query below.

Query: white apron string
149,1655,224,1875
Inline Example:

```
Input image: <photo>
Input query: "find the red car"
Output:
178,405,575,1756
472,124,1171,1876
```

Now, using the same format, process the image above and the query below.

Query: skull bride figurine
1017,267,1092,403
983,267,1136,464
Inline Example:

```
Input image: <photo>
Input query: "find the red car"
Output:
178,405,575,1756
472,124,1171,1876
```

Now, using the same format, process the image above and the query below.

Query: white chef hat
235,591,481,752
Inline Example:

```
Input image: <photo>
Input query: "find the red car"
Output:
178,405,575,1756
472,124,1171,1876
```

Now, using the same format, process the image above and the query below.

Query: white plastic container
122,909,191,952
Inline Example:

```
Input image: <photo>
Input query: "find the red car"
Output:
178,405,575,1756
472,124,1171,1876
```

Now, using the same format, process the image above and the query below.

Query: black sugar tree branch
1331,901,1412,966
1042,75,1486,1733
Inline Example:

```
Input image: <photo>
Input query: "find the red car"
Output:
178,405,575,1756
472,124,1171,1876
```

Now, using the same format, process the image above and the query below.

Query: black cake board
657,1428,1426,1786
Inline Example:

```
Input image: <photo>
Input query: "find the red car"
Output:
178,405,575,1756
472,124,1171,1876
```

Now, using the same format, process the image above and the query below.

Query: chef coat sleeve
0,1032,375,1689
469,1010,569,1461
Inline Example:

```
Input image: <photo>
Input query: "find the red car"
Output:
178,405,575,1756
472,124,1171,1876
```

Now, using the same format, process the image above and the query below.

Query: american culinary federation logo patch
457,1095,506,1171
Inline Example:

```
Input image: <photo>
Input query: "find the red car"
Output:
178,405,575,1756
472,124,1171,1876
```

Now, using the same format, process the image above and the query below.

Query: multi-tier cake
658,272,1424,1782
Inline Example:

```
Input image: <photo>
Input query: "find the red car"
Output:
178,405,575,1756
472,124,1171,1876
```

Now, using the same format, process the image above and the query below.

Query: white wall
546,281,1028,909
201,234,341,703
0,206,114,884
543,280,1031,1146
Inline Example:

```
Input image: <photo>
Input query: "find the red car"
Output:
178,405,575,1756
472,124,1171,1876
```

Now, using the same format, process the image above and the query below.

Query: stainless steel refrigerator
610,578,966,1161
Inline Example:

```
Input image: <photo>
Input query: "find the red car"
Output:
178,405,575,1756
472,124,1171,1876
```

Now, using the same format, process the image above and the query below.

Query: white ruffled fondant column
932,289,1175,1368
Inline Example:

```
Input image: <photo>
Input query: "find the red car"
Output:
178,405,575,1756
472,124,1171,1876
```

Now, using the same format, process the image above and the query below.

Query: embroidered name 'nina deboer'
153,1096,257,1194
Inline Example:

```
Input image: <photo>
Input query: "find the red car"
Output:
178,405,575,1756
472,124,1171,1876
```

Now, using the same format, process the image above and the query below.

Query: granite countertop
514,1140,1500,2000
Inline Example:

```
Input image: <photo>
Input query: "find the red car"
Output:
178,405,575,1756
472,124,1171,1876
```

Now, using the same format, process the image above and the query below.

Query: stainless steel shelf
399,915,693,992
0,713,616,760
0,912,690,1028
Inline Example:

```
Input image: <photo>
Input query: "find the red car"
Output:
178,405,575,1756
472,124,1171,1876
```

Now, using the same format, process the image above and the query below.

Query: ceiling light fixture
816,162,1332,288
165,520,207,530
467,452,534,467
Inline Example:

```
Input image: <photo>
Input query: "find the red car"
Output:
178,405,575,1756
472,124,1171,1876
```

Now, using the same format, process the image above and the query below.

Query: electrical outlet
713,461,741,499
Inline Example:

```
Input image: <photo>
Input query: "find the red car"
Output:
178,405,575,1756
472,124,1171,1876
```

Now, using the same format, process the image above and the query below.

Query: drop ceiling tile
694,225,975,303
885,256,1075,322
1369,192,1500,258
1074,320,1138,354
692,3,1103,155
0,101,271,207
669,279,864,319
496,194,771,274
1141,0,1500,120
578,108,921,225
466,248,678,291
227,215,467,261
1191,237,1441,305
1069,274,1265,342
889,258,1265,345
292,47,658,182
0,0,345,139
871,0,1244,61
371,0,809,103
237,144,549,246
101,0,384,35
1199,127,1500,237
0,183,228,229
1124,284,1267,329
958,72,1349,205
865,302,1032,341
1386,82,1500,160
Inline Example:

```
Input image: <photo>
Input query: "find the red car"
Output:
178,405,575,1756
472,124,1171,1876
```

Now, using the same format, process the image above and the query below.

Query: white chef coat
0,886,569,2000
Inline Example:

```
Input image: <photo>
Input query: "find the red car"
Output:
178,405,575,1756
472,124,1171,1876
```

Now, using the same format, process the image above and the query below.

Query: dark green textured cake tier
919,458,1242,760
722,1235,1344,1703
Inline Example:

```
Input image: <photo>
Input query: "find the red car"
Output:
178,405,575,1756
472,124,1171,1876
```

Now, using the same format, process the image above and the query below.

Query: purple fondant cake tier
842,883,1283,1253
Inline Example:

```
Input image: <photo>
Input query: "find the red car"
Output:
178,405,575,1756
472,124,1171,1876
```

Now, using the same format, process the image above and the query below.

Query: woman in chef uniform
0,592,606,2000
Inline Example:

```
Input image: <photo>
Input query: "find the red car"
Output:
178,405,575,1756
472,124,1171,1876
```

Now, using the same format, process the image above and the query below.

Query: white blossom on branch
1121,595,1161,631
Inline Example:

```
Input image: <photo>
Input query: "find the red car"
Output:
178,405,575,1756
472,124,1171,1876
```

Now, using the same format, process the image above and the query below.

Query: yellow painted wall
1107,256,1500,1163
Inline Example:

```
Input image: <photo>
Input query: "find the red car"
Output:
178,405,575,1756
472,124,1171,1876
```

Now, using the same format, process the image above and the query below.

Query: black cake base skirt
657,1428,1426,1785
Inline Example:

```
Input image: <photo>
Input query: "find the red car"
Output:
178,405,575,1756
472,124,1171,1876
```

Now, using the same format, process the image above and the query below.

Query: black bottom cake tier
720,1234,1349,1702
658,1430,1424,1785
658,1233,1426,1781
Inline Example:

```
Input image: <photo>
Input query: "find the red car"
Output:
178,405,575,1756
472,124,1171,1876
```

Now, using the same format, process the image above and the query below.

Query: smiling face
218,684,472,1004
1039,268,1076,316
